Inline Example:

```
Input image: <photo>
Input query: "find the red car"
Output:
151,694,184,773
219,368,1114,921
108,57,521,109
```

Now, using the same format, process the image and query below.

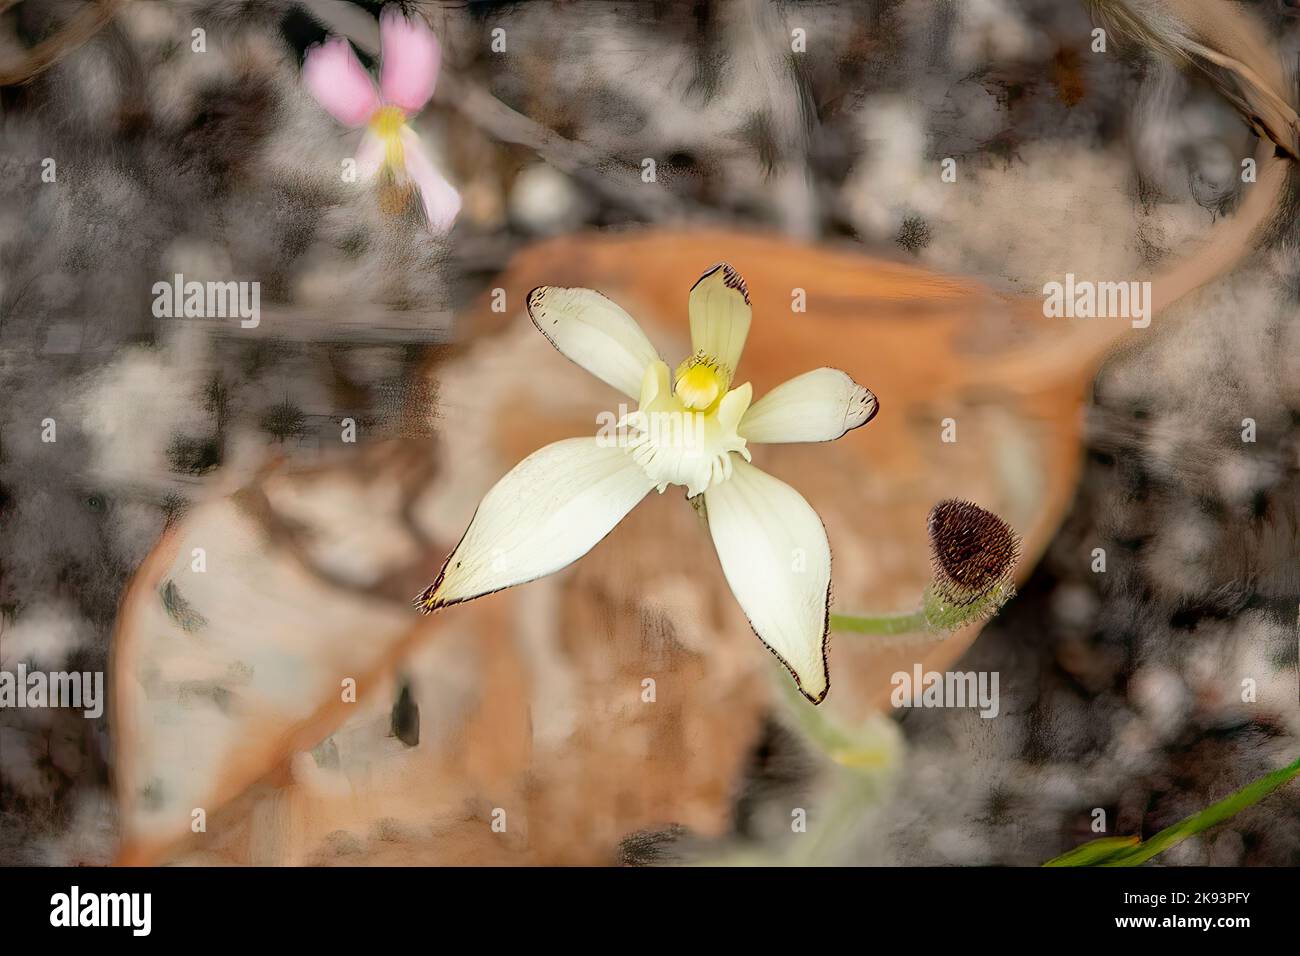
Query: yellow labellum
673,351,730,411
369,105,407,171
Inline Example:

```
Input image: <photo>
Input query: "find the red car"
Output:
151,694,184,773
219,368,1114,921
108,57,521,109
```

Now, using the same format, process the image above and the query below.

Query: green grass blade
1041,836,1140,867
1044,754,1300,867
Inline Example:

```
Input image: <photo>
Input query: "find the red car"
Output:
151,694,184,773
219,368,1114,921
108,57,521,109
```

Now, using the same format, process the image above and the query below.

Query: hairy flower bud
922,499,1021,630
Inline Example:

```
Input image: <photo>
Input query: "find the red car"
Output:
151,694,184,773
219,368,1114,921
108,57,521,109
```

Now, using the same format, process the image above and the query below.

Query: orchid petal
303,36,380,128
416,438,656,611
740,368,878,444
703,459,831,703
399,127,461,231
354,130,385,181
380,6,441,114
688,263,752,379
526,287,662,399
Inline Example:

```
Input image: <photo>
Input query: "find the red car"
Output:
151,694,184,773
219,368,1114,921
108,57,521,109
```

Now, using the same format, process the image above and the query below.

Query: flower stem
829,609,929,635
787,772,880,866
769,663,901,865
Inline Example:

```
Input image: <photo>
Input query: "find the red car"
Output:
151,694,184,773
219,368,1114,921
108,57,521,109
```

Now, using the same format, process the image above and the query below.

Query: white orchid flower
415,264,878,703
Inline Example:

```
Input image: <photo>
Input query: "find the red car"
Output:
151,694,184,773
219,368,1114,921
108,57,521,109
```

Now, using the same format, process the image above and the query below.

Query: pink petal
400,128,460,232
379,6,441,115
354,130,385,181
303,37,380,128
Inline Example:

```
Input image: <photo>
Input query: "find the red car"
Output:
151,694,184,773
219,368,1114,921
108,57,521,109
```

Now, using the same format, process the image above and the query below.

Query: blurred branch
436,71,702,223
0,0,124,86
301,0,709,224
1086,0,1300,159
739,0,817,239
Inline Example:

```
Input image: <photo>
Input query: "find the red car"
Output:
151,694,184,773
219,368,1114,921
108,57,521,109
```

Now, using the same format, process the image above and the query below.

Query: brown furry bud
923,499,1021,629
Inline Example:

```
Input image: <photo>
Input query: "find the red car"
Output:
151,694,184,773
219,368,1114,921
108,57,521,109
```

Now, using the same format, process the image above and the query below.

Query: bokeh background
1,0,1297,865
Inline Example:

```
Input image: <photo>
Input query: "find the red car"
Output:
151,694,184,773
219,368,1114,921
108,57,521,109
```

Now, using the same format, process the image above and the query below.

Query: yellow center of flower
673,352,729,411
369,105,407,171
625,359,752,498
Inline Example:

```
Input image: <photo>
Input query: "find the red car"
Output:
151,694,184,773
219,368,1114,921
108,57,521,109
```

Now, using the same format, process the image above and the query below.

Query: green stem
787,773,879,866
770,663,900,865
829,609,929,635
772,662,851,755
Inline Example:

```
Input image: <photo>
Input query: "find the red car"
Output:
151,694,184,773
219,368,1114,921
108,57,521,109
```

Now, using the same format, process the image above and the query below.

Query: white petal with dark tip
416,438,656,611
740,368,878,444
688,263,752,377
527,287,662,399
703,459,831,703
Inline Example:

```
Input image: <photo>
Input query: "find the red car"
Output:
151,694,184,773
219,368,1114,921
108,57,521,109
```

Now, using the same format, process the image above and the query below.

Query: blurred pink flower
303,6,460,231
